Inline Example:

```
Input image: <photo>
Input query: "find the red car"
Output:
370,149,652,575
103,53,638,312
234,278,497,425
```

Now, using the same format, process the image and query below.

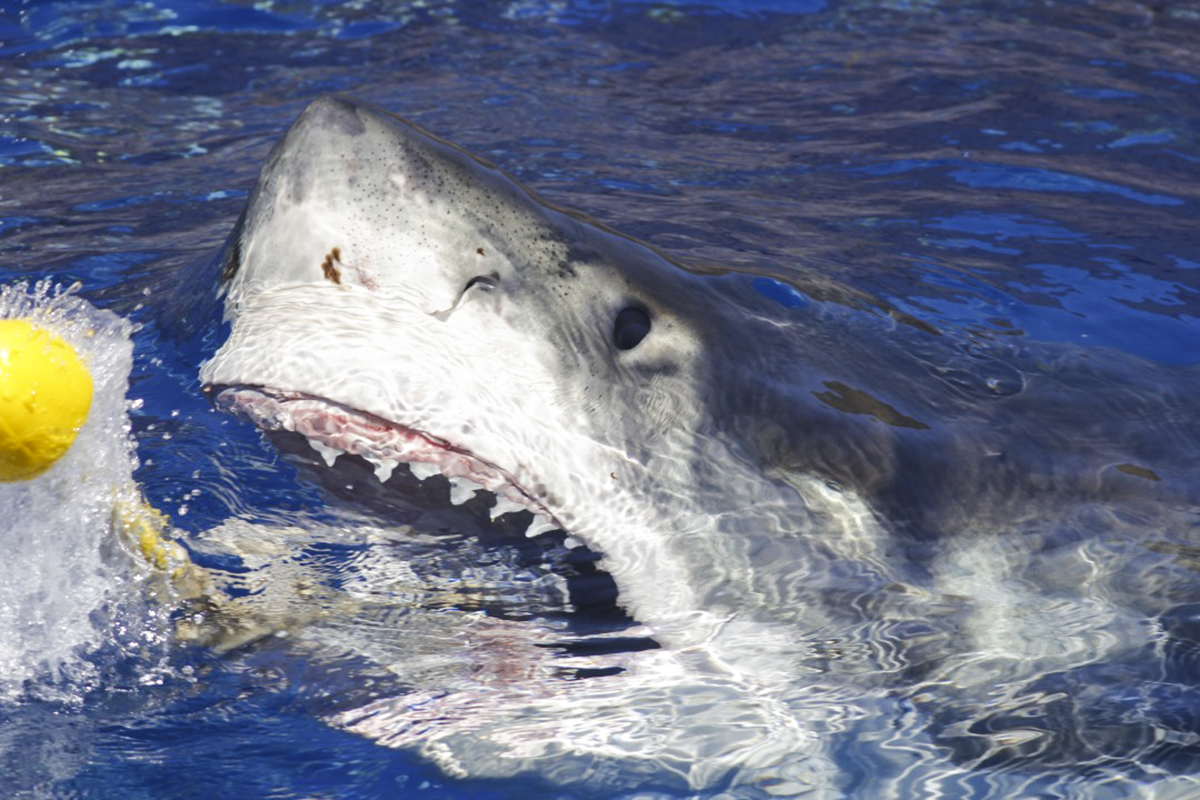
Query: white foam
0,282,164,701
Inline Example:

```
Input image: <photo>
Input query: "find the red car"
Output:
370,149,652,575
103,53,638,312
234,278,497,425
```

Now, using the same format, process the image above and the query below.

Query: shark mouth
212,386,565,538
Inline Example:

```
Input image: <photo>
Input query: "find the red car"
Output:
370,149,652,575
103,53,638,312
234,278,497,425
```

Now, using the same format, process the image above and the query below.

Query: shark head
199,96,796,639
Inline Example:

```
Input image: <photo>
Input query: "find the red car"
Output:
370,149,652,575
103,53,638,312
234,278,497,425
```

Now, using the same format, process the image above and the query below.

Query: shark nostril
430,273,502,321
613,307,651,351
464,274,498,294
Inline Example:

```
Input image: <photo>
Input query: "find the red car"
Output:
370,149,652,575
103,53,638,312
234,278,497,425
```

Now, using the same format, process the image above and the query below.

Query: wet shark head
200,96,755,634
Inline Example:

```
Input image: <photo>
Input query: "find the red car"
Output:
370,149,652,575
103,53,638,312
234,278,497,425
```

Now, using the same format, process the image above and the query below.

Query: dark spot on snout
321,247,342,284
476,247,485,256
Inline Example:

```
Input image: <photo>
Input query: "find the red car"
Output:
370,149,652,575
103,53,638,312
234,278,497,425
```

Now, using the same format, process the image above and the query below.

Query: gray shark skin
200,96,1200,794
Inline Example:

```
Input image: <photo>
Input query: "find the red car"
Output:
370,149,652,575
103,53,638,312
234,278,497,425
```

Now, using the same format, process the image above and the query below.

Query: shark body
198,96,1200,793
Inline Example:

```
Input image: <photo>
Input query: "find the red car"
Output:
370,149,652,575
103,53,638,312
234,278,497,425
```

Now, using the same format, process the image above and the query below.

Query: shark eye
612,307,651,351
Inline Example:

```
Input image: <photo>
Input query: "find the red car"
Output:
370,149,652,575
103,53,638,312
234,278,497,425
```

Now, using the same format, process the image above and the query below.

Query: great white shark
198,96,1200,792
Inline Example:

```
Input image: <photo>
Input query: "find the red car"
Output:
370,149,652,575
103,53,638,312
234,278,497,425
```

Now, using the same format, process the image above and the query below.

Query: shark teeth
489,497,528,520
367,455,401,484
215,386,565,536
307,437,343,468
525,515,558,538
408,461,441,481
448,476,483,505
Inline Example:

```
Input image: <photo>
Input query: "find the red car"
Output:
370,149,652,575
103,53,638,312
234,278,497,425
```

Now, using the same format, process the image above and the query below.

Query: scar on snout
321,247,342,284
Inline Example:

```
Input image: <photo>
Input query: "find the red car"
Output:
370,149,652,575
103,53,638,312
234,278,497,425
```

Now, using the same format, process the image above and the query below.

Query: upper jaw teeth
447,476,482,505
300,433,561,537
217,386,568,540
408,462,440,481
489,497,528,520
525,516,559,538
310,435,563,538
308,438,343,468
371,455,400,483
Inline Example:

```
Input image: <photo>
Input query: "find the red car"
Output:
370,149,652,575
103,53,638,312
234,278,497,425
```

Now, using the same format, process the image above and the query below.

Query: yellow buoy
0,318,93,481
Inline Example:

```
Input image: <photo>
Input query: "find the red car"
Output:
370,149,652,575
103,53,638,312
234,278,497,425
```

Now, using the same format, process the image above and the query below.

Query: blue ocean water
2,0,1199,797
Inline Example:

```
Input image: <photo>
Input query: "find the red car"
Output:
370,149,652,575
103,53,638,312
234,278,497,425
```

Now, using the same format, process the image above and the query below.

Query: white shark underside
200,96,1200,794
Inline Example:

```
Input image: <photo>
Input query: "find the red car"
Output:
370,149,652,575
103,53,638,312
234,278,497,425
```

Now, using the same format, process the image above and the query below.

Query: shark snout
298,95,369,138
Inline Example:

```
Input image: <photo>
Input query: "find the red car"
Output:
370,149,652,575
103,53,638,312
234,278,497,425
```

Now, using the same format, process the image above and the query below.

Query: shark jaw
212,385,565,538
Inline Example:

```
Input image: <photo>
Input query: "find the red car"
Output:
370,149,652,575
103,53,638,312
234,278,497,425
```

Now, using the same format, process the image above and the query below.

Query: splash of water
0,281,167,701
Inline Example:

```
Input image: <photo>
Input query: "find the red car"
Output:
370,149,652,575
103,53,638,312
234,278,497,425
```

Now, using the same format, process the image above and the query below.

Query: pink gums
214,386,558,524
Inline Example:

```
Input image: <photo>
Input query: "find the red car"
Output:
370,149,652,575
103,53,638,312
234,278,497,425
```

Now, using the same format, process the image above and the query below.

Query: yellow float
0,317,93,481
